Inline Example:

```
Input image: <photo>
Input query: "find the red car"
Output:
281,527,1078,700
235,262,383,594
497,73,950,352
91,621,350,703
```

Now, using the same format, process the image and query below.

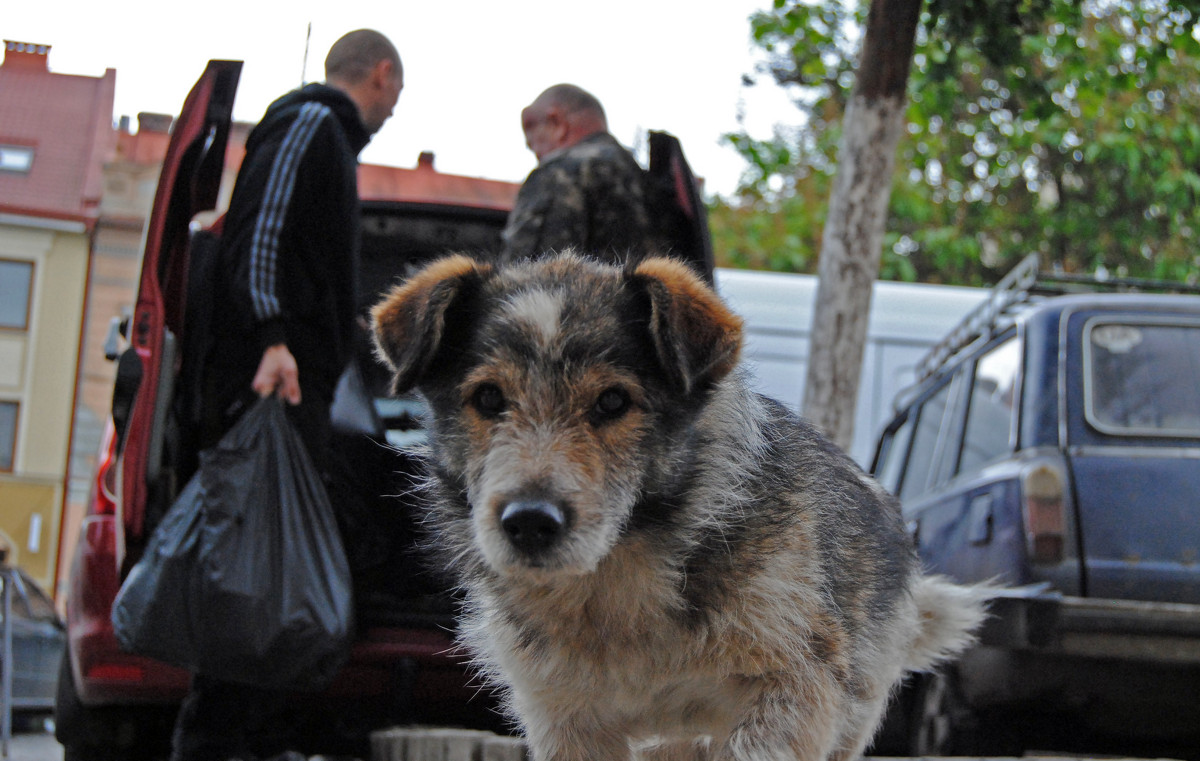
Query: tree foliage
717,0,1200,285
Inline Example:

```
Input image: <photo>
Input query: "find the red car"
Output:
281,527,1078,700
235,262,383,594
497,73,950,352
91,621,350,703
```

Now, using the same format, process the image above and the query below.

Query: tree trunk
801,0,922,450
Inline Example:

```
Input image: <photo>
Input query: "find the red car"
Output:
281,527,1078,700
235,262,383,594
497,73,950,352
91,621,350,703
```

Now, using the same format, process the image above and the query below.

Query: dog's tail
904,575,994,673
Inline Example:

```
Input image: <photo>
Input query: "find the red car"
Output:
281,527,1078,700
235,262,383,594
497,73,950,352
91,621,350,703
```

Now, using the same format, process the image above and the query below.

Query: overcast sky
7,0,800,197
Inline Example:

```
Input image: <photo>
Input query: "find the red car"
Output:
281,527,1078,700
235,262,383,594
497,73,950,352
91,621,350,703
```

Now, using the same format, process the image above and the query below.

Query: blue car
871,254,1200,758
2,563,66,722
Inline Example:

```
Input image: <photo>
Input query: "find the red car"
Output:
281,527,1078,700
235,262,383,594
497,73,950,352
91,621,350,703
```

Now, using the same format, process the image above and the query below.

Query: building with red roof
0,40,117,592
360,151,518,209
0,40,116,227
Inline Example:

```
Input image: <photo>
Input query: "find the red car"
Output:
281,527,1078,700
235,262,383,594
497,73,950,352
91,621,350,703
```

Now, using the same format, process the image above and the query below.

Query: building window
0,401,16,471
0,145,34,174
0,259,34,330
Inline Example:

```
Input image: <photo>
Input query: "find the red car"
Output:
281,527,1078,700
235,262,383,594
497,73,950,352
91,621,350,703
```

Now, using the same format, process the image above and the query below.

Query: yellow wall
0,221,89,593
0,478,60,587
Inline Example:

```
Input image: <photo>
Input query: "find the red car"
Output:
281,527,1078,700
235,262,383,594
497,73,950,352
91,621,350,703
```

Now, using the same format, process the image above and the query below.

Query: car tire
55,653,114,761
909,669,1018,756
55,652,173,761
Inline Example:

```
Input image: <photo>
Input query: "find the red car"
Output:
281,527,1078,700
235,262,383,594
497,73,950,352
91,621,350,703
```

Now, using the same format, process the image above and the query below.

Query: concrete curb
369,728,526,761
366,729,1186,761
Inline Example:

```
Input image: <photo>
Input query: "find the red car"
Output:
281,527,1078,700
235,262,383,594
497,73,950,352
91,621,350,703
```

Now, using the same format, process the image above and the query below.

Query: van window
959,337,1020,474
900,381,952,500
1086,321,1200,437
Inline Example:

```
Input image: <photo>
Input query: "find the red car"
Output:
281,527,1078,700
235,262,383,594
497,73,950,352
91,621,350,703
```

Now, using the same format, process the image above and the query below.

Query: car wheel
910,669,986,755
55,652,173,761
55,654,114,761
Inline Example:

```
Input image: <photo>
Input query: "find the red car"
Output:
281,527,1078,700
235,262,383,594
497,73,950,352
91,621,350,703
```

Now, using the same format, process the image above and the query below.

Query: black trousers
170,675,288,761
201,377,335,475
171,376,337,761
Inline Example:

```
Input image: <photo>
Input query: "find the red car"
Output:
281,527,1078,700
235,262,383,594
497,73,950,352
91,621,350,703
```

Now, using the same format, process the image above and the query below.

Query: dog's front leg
521,706,636,761
637,739,712,761
714,674,842,761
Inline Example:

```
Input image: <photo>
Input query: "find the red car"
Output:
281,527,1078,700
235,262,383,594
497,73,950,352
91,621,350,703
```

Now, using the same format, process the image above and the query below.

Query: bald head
325,29,402,83
521,84,609,162
325,29,404,135
533,85,606,124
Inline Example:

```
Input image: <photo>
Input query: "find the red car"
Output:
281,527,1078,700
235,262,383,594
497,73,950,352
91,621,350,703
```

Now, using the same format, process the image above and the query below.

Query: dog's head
371,252,742,579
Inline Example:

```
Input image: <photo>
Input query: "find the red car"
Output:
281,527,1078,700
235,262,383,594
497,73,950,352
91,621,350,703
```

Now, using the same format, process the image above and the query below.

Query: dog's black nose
501,501,565,555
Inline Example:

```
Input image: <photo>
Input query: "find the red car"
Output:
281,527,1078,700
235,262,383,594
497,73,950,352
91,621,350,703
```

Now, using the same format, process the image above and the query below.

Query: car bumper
981,585,1200,664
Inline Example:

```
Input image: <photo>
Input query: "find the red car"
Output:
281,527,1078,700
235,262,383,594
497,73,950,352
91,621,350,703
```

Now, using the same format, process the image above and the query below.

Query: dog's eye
592,388,630,422
470,383,507,418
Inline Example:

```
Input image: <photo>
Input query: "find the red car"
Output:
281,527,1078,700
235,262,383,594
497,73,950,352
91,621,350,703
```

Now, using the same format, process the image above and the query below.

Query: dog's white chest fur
468,565,755,749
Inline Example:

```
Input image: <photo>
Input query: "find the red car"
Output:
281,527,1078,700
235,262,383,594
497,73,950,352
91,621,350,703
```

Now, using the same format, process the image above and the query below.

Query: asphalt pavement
2,726,62,761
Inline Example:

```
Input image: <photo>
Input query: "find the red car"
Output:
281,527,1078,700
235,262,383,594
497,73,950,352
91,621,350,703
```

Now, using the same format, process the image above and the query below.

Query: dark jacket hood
248,82,372,157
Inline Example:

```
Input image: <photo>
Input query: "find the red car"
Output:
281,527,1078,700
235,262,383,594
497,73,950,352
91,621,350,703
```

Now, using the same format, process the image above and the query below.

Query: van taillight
86,663,145,683
1022,463,1065,563
95,460,118,516
90,423,119,517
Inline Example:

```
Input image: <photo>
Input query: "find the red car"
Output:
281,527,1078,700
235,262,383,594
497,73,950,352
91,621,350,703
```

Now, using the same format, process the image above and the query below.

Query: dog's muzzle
500,500,566,556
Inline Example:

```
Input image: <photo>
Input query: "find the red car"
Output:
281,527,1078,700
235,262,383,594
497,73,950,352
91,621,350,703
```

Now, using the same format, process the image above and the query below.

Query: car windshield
0,568,58,623
1085,320,1200,437
0,571,23,622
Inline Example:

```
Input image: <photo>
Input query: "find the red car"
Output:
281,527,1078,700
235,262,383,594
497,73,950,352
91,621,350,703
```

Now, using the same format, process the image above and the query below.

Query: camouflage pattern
500,132,652,265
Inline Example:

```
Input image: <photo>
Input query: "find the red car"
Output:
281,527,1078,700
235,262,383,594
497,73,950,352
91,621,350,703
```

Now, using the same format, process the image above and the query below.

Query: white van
715,268,987,465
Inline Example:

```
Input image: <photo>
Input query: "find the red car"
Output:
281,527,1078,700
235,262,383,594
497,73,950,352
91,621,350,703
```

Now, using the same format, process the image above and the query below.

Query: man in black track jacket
202,30,402,470
172,29,403,761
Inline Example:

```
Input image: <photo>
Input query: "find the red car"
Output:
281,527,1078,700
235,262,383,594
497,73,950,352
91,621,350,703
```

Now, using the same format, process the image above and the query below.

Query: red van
54,60,513,760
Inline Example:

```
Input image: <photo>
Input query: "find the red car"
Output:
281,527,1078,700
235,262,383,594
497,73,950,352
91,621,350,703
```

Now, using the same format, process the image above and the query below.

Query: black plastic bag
112,396,354,690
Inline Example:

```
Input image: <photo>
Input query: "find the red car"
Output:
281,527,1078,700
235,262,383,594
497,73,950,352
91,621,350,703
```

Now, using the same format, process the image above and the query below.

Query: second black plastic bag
112,396,354,690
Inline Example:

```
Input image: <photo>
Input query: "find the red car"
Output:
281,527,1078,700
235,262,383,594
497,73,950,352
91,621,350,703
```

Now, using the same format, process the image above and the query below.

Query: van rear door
117,60,241,541
1065,308,1200,604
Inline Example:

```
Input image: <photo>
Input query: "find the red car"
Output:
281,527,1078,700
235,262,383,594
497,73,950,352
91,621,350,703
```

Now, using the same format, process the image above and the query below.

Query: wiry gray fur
371,252,991,761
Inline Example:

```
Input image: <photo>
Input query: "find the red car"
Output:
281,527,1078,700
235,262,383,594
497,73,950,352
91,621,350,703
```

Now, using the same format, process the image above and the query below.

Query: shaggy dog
371,252,989,761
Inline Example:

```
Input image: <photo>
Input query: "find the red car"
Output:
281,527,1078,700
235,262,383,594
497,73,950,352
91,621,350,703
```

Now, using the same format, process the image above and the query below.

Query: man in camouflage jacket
500,84,652,265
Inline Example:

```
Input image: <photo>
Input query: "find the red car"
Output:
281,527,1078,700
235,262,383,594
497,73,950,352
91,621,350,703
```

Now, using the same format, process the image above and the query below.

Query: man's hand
252,343,302,404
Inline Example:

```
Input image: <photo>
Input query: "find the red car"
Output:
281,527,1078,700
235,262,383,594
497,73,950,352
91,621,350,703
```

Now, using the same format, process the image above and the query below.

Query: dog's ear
629,257,743,396
371,254,492,395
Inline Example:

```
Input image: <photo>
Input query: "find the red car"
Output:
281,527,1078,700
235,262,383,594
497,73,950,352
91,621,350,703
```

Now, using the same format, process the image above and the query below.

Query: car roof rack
914,254,1200,380
914,254,1039,380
